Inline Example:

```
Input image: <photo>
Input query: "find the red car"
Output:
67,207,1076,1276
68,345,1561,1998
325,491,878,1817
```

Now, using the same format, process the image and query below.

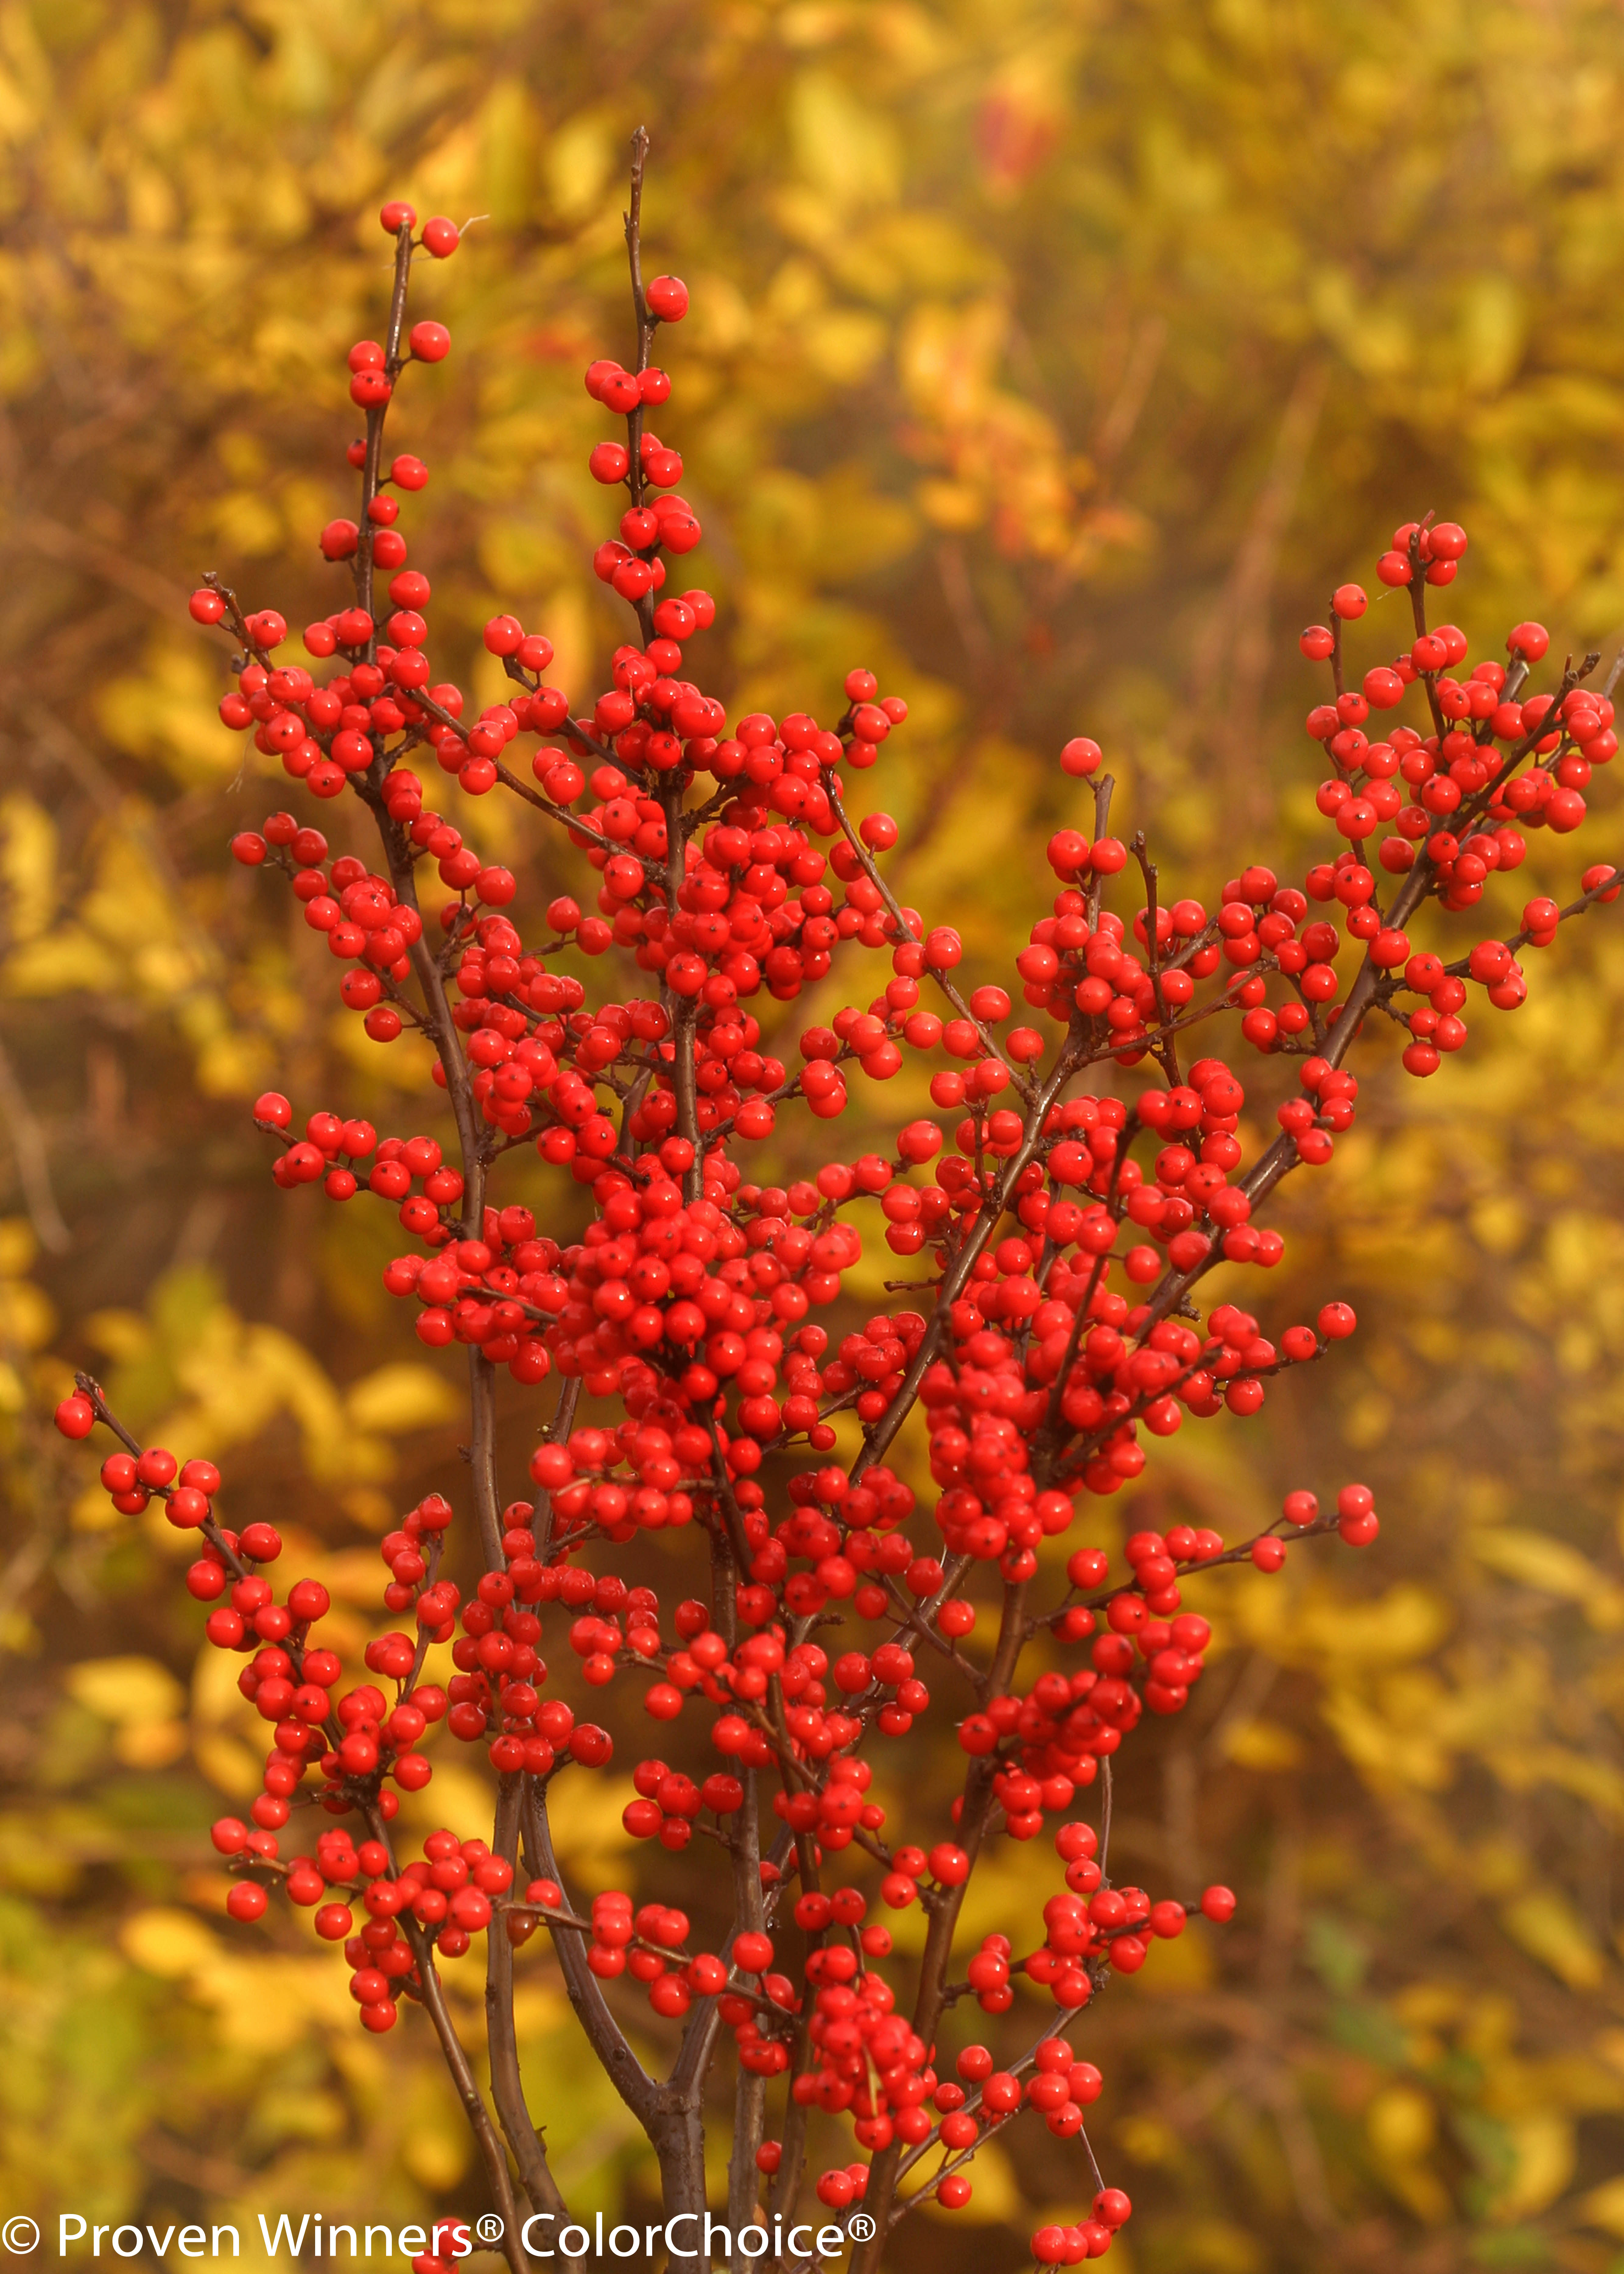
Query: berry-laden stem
356,221,416,646
79,134,1623,2274
359,1794,535,2274
724,1776,769,2264
622,125,657,651
661,771,705,1202
848,1573,1032,2272
852,1031,1088,1481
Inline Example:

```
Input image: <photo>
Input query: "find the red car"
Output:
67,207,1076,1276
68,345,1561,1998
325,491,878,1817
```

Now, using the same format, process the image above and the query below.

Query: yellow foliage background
5,1,1624,2268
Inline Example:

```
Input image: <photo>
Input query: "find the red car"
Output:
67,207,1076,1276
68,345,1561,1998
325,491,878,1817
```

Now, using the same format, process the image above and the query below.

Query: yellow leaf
398,2064,473,2190
0,1275,53,1350
1457,273,1526,392
547,1777,640,1885
81,1307,153,1362
1495,2112,1575,2218
113,1722,187,1769
344,1361,460,1435
1471,1526,1605,1602
1236,1576,1450,1668
1365,2083,1452,2221
96,639,243,785
192,1730,260,1799
1134,1923,1213,1995
395,1759,495,1848
917,477,984,530
1220,1718,1303,1771
1139,2221,1258,2274
1580,2175,1624,2237
1500,1890,1606,1988
1305,1583,1452,1664
1320,1684,1452,1790
805,307,887,384
0,62,34,143
70,1481,119,1533
789,71,900,210
121,1906,222,1981
1515,1744,1624,1819
317,1547,395,1607
67,1656,185,1727
0,794,56,941
1114,2114,1179,2164
341,1486,395,1533
1366,2082,1435,2162
544,113,611,219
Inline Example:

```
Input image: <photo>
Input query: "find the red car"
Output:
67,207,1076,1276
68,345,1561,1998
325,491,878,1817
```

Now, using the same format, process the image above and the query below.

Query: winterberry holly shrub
54,136,1624,2274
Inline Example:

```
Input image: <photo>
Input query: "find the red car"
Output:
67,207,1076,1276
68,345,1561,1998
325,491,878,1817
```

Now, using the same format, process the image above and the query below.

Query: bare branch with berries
53,134,1622,2274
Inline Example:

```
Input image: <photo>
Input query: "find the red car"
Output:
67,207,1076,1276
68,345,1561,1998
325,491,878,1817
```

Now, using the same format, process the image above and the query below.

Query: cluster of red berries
58,178,1619,2274
212,1813,518,2027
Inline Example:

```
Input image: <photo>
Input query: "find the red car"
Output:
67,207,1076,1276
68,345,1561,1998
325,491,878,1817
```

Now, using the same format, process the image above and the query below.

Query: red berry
590,442,631,484
646,275,689,322
54,1395,95,1440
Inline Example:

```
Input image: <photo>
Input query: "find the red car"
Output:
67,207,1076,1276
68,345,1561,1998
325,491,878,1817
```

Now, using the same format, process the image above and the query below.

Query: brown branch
362,1796,534,2274
520,1782,662,2129
486,1776,575,2241
354,220,416,639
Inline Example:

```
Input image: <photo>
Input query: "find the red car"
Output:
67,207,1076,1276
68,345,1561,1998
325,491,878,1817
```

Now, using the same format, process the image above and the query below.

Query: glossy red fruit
646,275,689,321
54,1394,96,1439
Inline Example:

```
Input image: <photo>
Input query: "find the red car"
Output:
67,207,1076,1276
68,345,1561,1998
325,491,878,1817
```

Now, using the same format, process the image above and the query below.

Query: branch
492,755,617,850
520,1782,662,2129
486,1777,575,2245
848,1570,1034,2271
355,219,416,638
362,1799,534,2274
